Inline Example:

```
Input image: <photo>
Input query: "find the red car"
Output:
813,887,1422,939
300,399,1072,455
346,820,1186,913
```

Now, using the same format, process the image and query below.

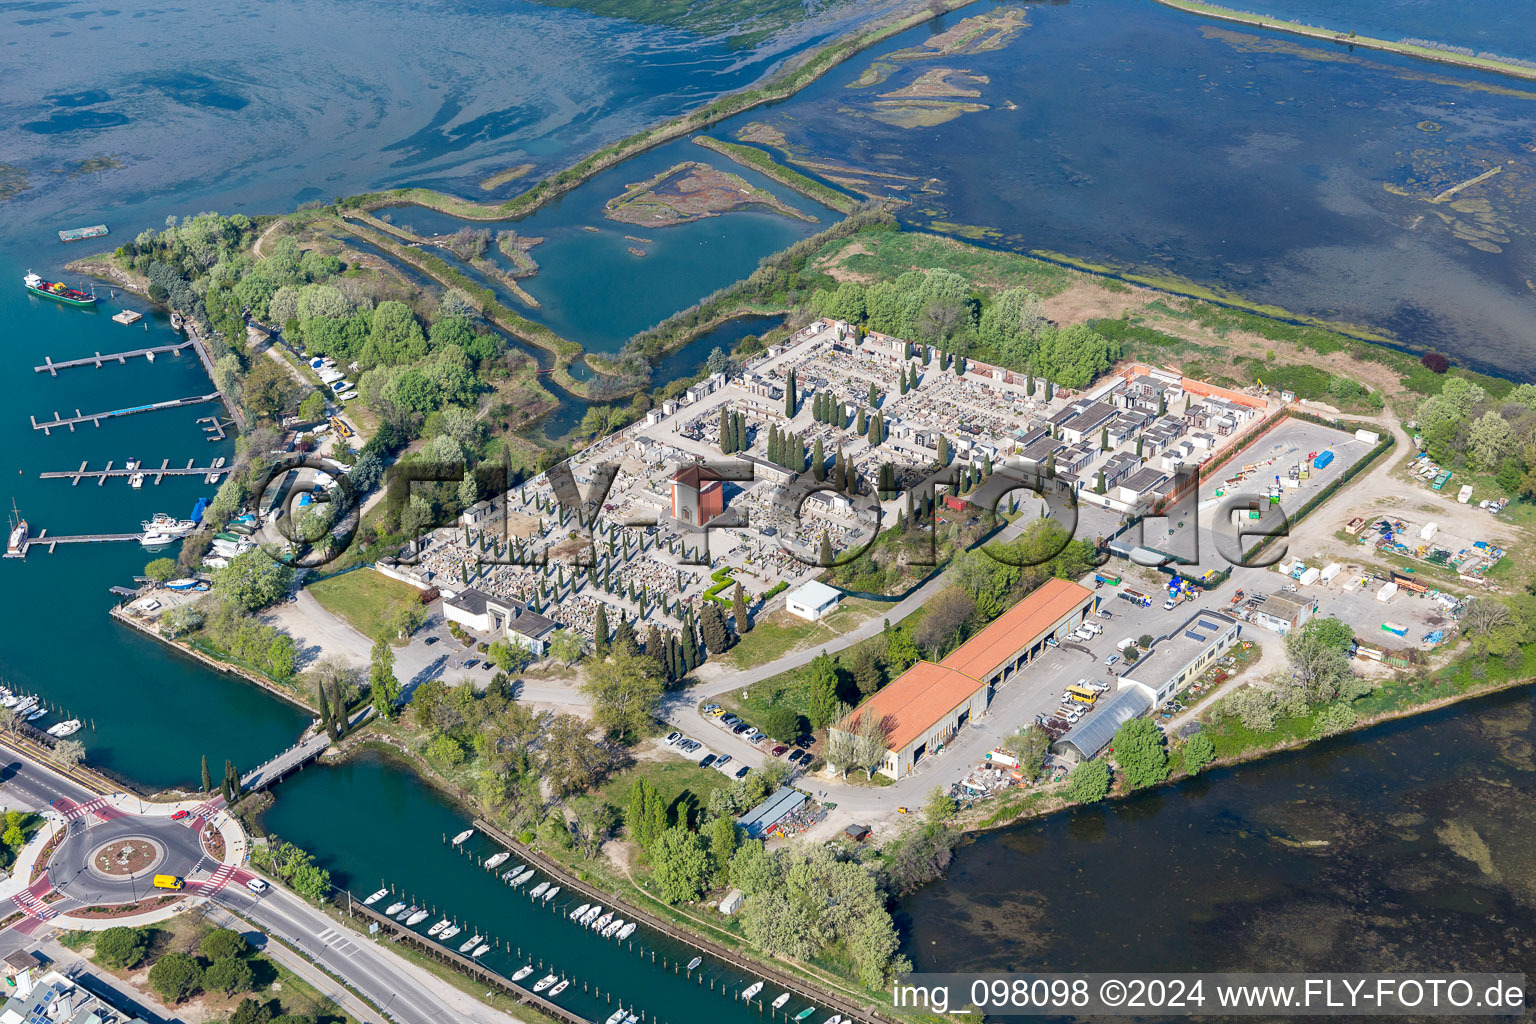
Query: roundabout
87,836,165,880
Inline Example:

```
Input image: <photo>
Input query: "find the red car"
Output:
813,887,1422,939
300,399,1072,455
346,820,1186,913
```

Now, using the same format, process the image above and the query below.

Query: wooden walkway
40,459,227,486
17,529,143,555
30,392,224,434
34,341,193,375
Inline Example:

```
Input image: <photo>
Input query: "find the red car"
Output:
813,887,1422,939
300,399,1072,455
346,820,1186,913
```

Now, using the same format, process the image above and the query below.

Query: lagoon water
1235,0,1536,63
727,0,1536,374
899,686,1536,994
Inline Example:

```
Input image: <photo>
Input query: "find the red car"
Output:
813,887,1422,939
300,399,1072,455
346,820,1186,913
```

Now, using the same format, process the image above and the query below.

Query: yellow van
1065,686,1099,706
152,874,185,890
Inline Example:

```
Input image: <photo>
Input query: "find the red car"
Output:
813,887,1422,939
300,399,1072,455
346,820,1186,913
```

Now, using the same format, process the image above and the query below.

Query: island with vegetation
603,160,817,227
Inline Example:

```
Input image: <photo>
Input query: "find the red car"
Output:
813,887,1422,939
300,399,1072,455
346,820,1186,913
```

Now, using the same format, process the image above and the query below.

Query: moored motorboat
405,909,429,926
511,965,534,982
441,925,461,940
472,944,490,958
794,1009,814,1021
825,1015,844,1024
502,864,522,881
47,719,82,737
459,935,483,954
485,851,510,870
606,1011,627,1024
396,905,418,921
529,881,549,898
25,707,47,723
511,867,535,886
591,911,613,932
742,981,764,1001
428,919,450,936
570,903,591,920
384,900,406,916
686,956,702,971
616,922,636,940
549,980,569,997
363,889,388,906
581,905,602,926
542,885,560,902
533,974,558,993
773,994,790,1010
602,918,624,938
452,828,475,845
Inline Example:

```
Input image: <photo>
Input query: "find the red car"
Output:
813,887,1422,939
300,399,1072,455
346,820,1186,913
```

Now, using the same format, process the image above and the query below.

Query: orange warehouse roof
939,577,1095,680
839,661,986,754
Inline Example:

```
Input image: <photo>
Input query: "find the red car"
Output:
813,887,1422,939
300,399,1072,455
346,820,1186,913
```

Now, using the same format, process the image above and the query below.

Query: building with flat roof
0,969,151,1024
1252,593,1314,635
831,578,1098,779
784,580,843,621
443,586,559,655
1121,609,1242,705
737,786,808,838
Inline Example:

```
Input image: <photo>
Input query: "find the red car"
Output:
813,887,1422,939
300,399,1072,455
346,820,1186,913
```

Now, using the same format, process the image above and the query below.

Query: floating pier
35,341,192,375
30,392,224,434
15,529,143,556
41,459,226,486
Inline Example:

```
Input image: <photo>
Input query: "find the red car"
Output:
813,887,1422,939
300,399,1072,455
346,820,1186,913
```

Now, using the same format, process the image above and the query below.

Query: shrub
1066,760,1112,803
203,955,255,996
1421,352,1451,374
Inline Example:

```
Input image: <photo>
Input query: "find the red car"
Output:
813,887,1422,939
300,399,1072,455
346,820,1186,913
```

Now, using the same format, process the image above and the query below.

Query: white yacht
533,975,558,993
440,925,461,941
405,909,429,926
452,829,475,846
363,889,388,906
511,965,534,982
428,919,450,936
384,900,406,916
485,852,510,870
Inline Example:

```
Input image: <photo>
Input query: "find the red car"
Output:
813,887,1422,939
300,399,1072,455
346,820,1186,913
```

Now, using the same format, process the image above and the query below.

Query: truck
1119,588,1152,608
1093,572,1121,586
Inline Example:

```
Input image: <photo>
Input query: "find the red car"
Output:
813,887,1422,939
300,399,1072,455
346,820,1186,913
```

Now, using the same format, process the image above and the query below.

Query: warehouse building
1121,609,1242,705
1252,593,1314,635
831,578,1098,779
1052,686,1152,763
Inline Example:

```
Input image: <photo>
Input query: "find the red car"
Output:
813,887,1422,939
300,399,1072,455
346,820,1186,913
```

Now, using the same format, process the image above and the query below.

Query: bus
152,874,185,890
1065,685,1099,706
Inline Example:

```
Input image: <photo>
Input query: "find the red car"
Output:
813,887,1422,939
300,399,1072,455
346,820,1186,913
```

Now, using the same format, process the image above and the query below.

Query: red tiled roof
840,661,986,754
673,465,720,490
939,577,1095,680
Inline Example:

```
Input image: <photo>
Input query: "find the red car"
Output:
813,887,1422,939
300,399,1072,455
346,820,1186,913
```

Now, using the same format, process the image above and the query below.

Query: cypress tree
867,382,878,406
856,407,866,435
899,366,909,395
833,446,847,492
681,622,698,673
666,633,680,681
905,490,915,527
700,602,732,654
1046,451,1057,479
317,682,336,742
922,345,931,366
1158,394,1167,417
819,533,834,567
954,353,965,376
732,582,752,634
719,406,731,453
1026,375,1035,397
1095,470,1106,494
1136,434,1144,458
593,603,610,656
1100,426,1110,451
201,755,212,794
812,438,825,481
785,368,797,417
937,435,950,465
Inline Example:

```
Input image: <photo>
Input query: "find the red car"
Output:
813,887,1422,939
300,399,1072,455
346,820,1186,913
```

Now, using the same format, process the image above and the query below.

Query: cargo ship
24,271,96,307
58,224,108,243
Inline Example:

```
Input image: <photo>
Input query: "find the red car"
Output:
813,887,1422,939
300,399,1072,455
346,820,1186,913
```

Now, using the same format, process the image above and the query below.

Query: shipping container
1312,450,1336,469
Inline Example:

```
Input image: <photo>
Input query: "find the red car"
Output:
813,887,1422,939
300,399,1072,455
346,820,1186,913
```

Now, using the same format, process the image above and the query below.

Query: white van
1116,637,1137,651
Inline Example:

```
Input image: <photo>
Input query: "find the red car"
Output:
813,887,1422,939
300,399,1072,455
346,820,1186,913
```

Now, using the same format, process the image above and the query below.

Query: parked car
665,732,681,745
734,766,751,779
732,723,751,735
746,730,765,743
715,755,732,768
1105,654,1120,667
771,745,788,757
721,714,740,726
700,755,717,768
1098,610,1113,619
701,704,719,713
425,636,440,645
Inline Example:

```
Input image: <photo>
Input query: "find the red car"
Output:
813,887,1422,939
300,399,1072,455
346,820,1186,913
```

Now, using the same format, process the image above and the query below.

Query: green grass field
817,229,1075,298
308,569,425,644
723,597,882,669
598,757,729,830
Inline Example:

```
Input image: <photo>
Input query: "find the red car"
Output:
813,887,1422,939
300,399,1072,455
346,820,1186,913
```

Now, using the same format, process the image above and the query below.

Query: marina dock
41,459,227,486
30,392,224,434
35,341,193,375
15,529,143,556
